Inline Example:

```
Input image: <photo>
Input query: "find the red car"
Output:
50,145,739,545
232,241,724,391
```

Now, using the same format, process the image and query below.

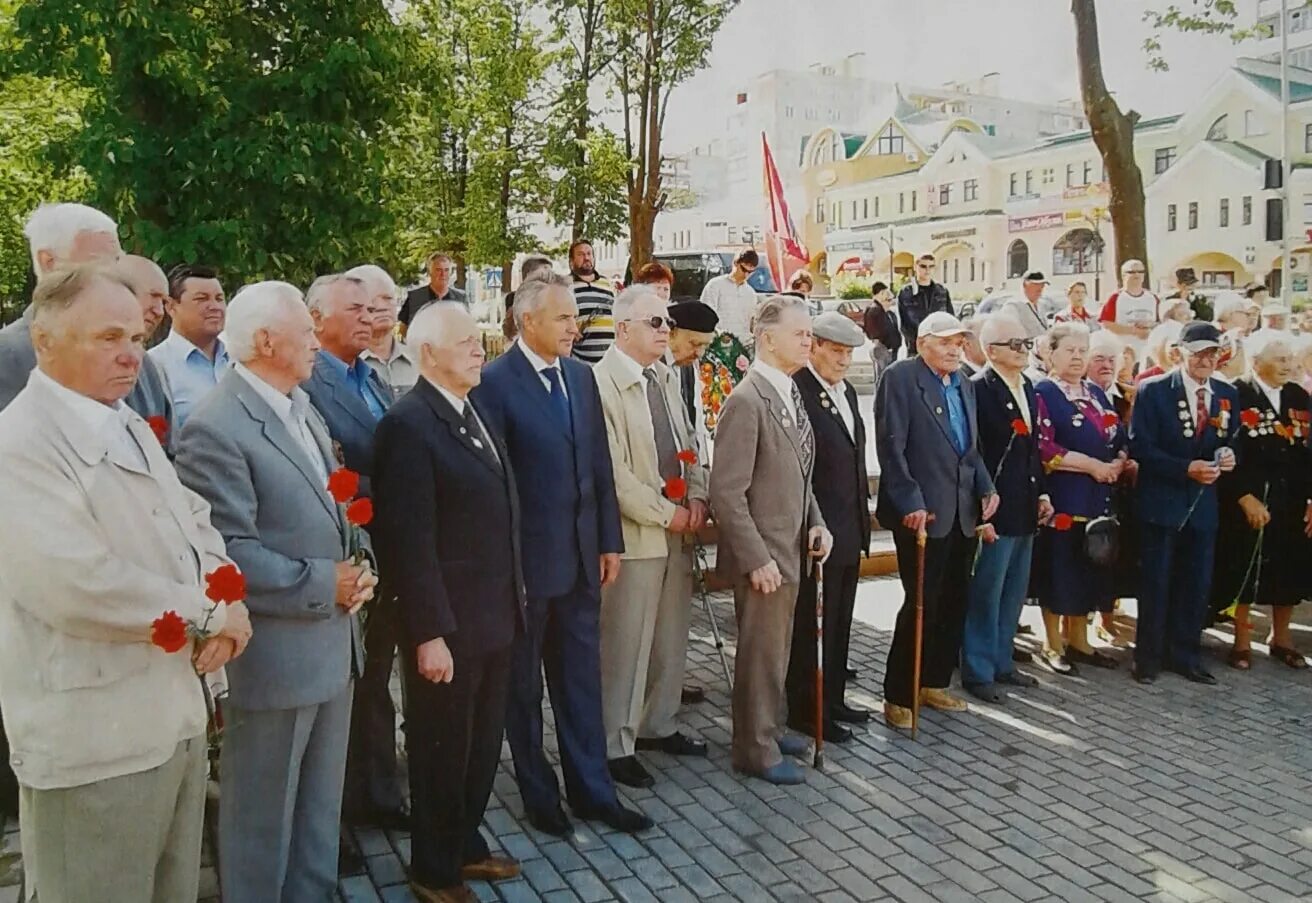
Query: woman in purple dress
1033,323,1130,674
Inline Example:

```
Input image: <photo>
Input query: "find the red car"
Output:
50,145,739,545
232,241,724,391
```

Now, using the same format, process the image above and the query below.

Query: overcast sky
664,0,1261,149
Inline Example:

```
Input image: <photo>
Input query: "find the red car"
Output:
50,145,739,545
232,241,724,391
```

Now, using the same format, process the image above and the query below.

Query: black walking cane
811,536,825,769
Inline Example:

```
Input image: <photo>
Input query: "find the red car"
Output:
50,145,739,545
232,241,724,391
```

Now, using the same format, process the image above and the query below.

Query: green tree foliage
10,0,414,287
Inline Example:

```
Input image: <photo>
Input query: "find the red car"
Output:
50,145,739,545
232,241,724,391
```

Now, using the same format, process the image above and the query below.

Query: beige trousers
600,534,694,759
731,580,799,773
21,736,206,903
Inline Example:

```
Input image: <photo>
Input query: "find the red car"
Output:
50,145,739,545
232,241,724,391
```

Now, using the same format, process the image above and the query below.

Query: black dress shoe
347,805,411,832
607,756,655,789
1171,666,1217,685
338,838,366,876
1131,665,1158,685
635,732,708,757
785,717,853,743
525,805,572,837
574,803,654,834
831,703,872,724
845,667,859,680
680,686,706,705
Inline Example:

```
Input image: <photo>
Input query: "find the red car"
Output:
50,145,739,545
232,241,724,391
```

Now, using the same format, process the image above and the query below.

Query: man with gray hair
710,295,831,785
402,251,467,325
175,280,376,899
594,285,709,790
350,264,418,396
301,273,406,832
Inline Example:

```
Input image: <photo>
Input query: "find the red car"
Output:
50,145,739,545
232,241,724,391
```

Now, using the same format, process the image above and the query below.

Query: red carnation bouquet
328,467,373,565
151,563,246,653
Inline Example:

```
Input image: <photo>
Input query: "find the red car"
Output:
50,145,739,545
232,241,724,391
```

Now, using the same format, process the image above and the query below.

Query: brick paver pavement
4,575,1311,903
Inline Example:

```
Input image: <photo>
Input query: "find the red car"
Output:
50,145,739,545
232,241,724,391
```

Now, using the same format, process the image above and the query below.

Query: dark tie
462,403,502,470
790,382,815,475
679,364,696,426
644,368,681,481
541,367,572,433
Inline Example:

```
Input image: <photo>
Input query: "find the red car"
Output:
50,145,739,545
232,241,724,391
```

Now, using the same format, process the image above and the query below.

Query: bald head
117,255,169,336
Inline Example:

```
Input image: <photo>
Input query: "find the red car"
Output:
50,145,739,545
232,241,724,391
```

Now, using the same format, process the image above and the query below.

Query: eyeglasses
988,338,1035,352
624,316,675,330
1125,269,1146,275
917,263,935,270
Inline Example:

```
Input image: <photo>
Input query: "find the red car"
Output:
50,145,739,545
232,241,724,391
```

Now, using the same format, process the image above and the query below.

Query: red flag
761,133,809,289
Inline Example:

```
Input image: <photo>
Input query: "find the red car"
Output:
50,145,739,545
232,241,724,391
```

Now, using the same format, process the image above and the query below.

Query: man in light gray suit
710,296,831,786
175,281,378,901
875,310,998,731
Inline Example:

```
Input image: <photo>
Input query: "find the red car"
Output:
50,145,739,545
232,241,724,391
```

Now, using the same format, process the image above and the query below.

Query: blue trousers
1136,521,1217,674
961,534,1033,687
506,579,617,816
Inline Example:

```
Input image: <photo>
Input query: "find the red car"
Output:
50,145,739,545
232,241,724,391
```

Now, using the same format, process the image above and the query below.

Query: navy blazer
1130,370,1240,532
875,358,994,539
303,352,395,499
473,343,624,600
972,367,1043,536
372,378,526,655
793,368,870,562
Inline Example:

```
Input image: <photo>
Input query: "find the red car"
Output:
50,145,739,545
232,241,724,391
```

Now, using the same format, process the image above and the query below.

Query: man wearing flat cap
785,313,871,742
875,311,998,729
1130,320,1237,685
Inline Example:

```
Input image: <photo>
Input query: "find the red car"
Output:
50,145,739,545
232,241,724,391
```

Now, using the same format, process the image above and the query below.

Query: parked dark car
626,250,779,302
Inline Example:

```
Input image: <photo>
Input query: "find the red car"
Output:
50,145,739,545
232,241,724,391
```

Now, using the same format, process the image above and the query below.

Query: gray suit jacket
874,358,994,539
174,369,363,712
0,311,36,412
709,370,824,586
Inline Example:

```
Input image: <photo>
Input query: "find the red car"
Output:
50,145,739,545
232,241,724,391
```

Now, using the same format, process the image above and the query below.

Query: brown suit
710,367,824,772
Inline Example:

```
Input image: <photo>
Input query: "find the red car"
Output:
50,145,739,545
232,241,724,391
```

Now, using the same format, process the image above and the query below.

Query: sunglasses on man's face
917,263,935,270
989,338,1034,353
625,316,675,330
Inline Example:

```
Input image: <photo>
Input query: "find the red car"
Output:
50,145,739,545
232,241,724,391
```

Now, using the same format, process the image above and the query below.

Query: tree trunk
1072,0,1148,288
628,200,657,275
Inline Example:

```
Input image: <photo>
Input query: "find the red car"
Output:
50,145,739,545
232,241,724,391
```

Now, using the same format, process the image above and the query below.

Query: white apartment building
1254,0,1312,70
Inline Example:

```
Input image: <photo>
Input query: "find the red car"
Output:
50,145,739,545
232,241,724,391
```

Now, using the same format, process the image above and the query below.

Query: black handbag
1083,514,1120,567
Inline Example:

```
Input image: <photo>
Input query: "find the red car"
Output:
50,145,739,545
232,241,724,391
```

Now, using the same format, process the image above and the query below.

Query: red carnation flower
676,449,698,466
146,416,168,444
327,468,361,504
1052,513,1074,532
151,610,189,653
664,476,688,501
1101,413,1119,430
1219,398,1231,412
346,498,374,527
1010,418,1030,437
204,564,246,605
1240,408,1261,429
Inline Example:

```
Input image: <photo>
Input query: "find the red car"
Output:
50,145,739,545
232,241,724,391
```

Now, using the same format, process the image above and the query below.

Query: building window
1245,110,1266,137
1009,172,1019,197
1007,239,1030,279
1207,114,1229,141
832,202,841,227
1188,201,1198,230
964,179,978,202
911,191,917,212
1024,170,1034,195
876,124,904,156
970,257,976,281
953,259,960,282
784,105,794,118
1041,167,1055,186
1243,195,1252,225
1167,204,1177,232
815,198,825,223
1154,147,1177,174
1220,198,1230,228
852,200,859,221
861,198,869,219
1052,228,1096,275
1082,160,1094,185
939,183,952,206
874,196,880,217
1065,163,1077,188
1305,122,1312,153
898,192,905,214
1303,194,1312,223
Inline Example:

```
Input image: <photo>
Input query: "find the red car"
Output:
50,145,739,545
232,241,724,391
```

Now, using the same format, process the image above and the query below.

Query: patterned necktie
790,382,815,474
541,367,572,433
1194,386,1208,435
644,368,680,482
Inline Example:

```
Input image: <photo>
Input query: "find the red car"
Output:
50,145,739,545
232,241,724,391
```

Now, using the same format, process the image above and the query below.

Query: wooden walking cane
812,548,825,770
911,524,928,740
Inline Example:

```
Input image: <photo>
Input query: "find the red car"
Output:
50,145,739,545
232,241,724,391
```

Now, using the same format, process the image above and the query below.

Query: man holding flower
0,263,250,903
594,286,709,790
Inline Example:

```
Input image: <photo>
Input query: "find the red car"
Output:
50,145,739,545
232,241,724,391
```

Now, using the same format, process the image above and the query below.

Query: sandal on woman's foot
1268,645,1308,669
1227,647,1252,670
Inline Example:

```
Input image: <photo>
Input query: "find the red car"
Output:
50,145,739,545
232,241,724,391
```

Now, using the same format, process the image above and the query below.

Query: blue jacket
473,343,624,600
303,352,395,499
972,367,1043,536
1130,370,1239,532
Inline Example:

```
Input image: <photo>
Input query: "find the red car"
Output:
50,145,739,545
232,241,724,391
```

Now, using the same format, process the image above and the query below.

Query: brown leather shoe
460,855,522,882
919,688,967,712
409,880,477,903
883,702,913,730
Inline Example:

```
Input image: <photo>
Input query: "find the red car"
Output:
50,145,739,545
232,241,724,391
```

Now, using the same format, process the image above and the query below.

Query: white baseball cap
919,311,969,338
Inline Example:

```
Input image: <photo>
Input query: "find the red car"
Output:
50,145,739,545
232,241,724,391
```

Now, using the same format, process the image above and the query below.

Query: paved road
5,577,1311,902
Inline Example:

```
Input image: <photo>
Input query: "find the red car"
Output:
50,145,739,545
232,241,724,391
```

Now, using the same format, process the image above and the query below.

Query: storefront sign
930,227,977,241
1062,182,1110,200
1008,212,1064,233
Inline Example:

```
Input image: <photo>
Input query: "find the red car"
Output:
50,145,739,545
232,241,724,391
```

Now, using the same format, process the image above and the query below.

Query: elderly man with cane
875,311,998,732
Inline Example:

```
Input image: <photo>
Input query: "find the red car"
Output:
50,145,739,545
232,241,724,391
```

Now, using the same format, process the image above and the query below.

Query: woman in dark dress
1034,323,1129,674
1214,330,1312,670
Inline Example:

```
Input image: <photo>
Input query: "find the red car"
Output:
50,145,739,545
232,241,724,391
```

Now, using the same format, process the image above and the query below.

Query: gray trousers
21,737,206,903
599,536,694,759
219,686,352,903
731,581,799,773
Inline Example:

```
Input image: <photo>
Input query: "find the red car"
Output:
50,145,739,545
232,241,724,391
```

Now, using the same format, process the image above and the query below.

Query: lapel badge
1005,401,1014,410
472,438,484,449
935,406,944,415
459,427,468,435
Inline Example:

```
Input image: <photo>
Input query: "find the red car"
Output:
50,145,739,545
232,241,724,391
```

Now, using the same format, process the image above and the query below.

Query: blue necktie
541,367,571,433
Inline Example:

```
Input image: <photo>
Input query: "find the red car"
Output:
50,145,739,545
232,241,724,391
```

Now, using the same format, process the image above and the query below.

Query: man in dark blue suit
473,273,651,836
302,273,408,832
1130,321,1238,685
373,302,527,901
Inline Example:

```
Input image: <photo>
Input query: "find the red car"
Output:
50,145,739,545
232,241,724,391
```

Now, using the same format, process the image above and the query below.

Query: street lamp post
1281,0,1292,303
880,225,896,287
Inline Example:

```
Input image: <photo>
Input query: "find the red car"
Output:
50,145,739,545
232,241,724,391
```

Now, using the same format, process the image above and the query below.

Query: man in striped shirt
569,240,616,365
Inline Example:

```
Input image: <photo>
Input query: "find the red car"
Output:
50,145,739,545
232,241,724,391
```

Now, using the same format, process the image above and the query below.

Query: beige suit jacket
709,369,824,585
595,346,708,560
0,371,230,789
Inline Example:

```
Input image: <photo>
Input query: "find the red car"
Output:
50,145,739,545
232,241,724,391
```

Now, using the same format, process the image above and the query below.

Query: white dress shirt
1181,369,1213,417
520,341,568,398
234,364,328,484
1254,374,1282,413
699,274,759,340
751,358,798,421
997,369,1032,429
807,363,854,436
426,375,500,463
30,368,147,470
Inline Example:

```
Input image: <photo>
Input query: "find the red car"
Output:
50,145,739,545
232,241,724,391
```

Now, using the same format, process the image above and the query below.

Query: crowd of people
0,202,1308,903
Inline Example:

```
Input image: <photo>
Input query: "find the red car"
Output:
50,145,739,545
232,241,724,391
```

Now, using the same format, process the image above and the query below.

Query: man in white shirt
1098,259,1159,356
350,263,419,396
149,264,229,427
698,248,761,346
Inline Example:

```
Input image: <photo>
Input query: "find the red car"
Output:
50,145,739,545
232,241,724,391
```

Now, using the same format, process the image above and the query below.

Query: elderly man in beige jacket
710,295,831,786
0,264,251,903
595,285,709,790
